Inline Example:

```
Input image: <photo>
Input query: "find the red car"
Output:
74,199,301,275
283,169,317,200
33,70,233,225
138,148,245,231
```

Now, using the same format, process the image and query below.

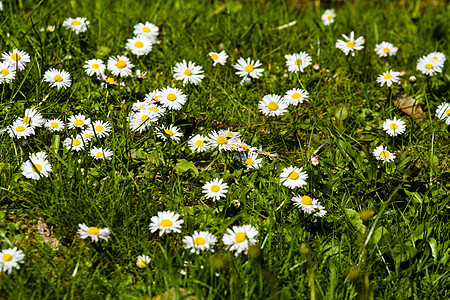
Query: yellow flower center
54,75,63,82
31,164,43,172
240,144,249,150
141,115,149,122
346,41,355,48
245,64,254,73
135,41,144,48
216,136,227,145
116,60,126,68
210,185,220,193
107,77,115,84
235,232,246,243
224,132,234,137
380,150,390,158
327,15,333,20
23,116,32,124
87,227,99,235
301,196,312,205
72,139,81,146
184,69,192,76
92,63,99,69
194,237,206,246
74,120,84,126
211,54,219,60
291,93,301,99
137,260,146,267
142,27,151,33
95,125,104,132
16,126,25,132
3,254,13,262
294,59,302,66
50,122,59,128
84,133,93,138
390,123,398,130
160,219,173,227
72,20,81,26
425,64,433,70
288,171,299,180
244,158,253,165
268,101,279,111
433,56,438,60
164,129,174,136
384,74,393,79
96,152,103,157
167,93,177,101
11,53,20,61
195,140,204,146
1,69,9,76
383,47,390,53
148,107,159,112
445,108,450,116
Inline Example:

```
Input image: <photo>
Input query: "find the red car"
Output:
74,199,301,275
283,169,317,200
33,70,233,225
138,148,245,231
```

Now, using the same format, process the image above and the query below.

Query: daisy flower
63,135,87,152
426,52,446,66
44,118,65,132
183,231,217,254
0,62,16,84
222,225,258,256
283,88,309,106
107,55,134,77
292,195,327,217
373,145,395,163
7,119,35,139
435,102,450,125
156,124,183,142
383,117,406,136
376,70,401,87
22,108,45,128
143,89,160,104
321,9,336,26
43,68,71,89
0,247,25,274
233,57,264,84
280,165,308,189
187,134,209,152
285,52,312,73
126,36,153,56
416,56,442,76
133,22,159,41
202,178,228,201
81,129,95,141
207,130,232,152
144,103,166,117
84,59,106,76
311,155,320,166
62,17,89,34
67,114,91,129
136,255,151,268
90,147,114,160
91,120,112,138
258,94,288,117
2,49,30,71
241,151,263,169
128,110,159,133
158,87,186,110
98,74,125,87
209,51,228,66
220,129,240,139
21,151,52,180
258,146,279,160
374,42,398,57
77,224,110,242
336,31,364,56
149,211,184,236
173,60,204,85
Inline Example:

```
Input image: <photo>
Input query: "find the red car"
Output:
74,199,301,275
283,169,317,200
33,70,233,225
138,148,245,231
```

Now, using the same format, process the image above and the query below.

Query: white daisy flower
182,231,217,254
376,70,401,87
156,124,183,142
311,155,320,166
202,178,228,201
321,9,336,26
143,89,160,104
84,59,106,76
292,195,327,216
209,51,228,66
126,36,153,56
63,135,87,152
81,129,95,141
128,110,159,133
144,103,166,117
382,117,406,136
67,114,91,129
416,56,442,76
2,49,30,71
77,223,110,242
149,211,184,236
280,165,308,189
241,151,262,169
374,42,398,57
283,88,309,106
43,68,71,89
220,129,240,139
258,146,279,160
173,60,204,85
21,151,52,180
44,118,65,132
22,108,45,128
98,74,124,87
188,134,210,152
90,147,113,160
136,255,151,268
90,120,112,138
107,55,134,77
285,52,312,73
159,87,187,110
7,119,35,139
435,102,450,125
63,17,89,34
373,145,395,163
336,31,364,56
258,94,288,117
0,62,16,84
233,57,264,84
207,130,232,152
426,52,446,67
133,22,159,41
0,247,25,274
222,225,258,256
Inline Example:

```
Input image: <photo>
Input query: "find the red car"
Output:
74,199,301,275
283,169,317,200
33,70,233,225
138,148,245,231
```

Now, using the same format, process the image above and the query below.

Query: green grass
1,0,449,299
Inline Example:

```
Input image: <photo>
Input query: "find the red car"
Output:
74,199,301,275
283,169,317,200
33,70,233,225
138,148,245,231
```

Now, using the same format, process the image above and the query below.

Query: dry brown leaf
36,206,60,250
393,94,427,123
